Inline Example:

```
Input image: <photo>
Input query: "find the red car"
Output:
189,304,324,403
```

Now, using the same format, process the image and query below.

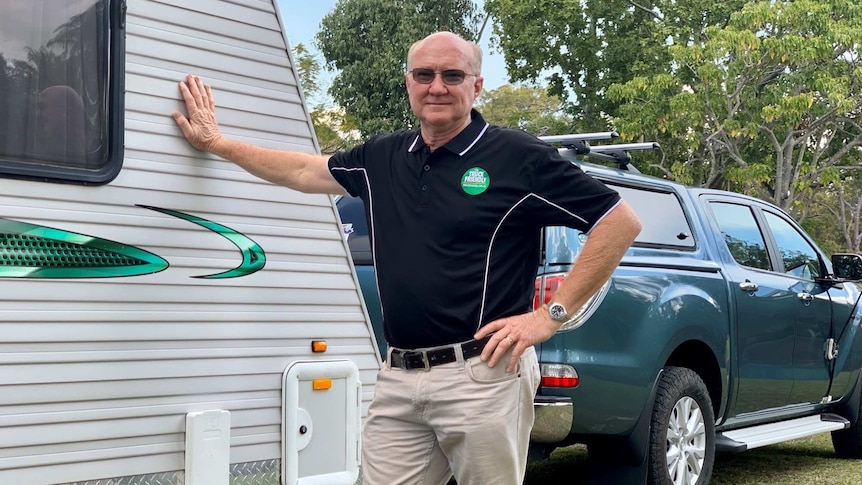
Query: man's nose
428,74,448,94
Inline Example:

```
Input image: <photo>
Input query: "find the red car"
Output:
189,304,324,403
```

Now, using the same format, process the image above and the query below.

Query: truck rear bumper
531,395,573,443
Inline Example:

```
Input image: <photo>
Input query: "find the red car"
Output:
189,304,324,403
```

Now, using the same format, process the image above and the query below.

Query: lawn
524,433,862,484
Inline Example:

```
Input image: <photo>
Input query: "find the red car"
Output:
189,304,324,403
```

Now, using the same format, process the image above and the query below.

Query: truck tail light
534,274,566,309
541,363,579,388
533,272,611,332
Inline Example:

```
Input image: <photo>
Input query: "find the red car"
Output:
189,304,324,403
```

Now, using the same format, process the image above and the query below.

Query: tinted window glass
613,184,694,248
336,196,372,265
0,0,115,178
710,202,771,270
545,225,583,264
764,211,820,279
544,183,694,265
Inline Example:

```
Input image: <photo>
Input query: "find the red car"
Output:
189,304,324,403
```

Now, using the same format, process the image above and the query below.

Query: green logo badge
461,167,490,195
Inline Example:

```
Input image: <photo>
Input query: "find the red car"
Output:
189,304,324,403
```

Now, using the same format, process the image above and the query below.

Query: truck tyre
832,377,862,458
647,366,715,485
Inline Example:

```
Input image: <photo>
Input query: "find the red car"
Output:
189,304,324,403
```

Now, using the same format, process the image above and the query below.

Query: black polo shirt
329,110,620,349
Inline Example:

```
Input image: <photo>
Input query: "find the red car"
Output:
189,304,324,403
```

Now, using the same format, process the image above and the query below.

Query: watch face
549,303,567,321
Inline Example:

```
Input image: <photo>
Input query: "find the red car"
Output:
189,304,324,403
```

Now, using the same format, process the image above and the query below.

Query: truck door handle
797,292,814,304
739,281,758,292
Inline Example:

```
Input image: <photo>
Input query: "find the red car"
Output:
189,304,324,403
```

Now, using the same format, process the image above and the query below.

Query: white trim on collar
406,121,489,155
408,134,421,152
460,122,489,156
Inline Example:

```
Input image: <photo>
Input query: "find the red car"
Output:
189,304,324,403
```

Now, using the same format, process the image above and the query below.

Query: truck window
611,184,695,249
545,183,694,265
763,211,821,279
709,202,772,271
0,0,122,183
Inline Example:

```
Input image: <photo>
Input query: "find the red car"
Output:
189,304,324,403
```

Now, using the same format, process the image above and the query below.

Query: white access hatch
282,360,362,485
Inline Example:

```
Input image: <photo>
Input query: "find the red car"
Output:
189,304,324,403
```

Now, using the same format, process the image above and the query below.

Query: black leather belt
389,336,491,370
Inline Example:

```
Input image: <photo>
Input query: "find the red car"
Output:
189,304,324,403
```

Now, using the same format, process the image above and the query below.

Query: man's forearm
545,202,642,319
210,137,346,195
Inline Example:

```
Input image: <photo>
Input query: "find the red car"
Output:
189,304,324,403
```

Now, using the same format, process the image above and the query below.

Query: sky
275,0,510,99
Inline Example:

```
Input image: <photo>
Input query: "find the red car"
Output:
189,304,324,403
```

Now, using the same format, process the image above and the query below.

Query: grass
524,433,862,484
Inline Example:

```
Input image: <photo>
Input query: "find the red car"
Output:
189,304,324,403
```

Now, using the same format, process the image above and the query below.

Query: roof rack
538,134,659,172
539,132,618,155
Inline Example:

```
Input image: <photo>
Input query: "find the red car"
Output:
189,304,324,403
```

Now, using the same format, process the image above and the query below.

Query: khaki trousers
361,344,540,485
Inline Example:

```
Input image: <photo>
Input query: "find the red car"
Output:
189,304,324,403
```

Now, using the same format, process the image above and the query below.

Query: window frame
759,208,823,280
0,0,126,185
703,194,828,281
595,178,698,251
707,200,773,272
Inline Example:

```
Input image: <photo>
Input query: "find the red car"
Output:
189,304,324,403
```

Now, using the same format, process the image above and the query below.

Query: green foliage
311,108,361,154
316,0,481,138
292,43,322,106
476,85,573,135
605,0,862,214
292,44,360,154
484,0,747,132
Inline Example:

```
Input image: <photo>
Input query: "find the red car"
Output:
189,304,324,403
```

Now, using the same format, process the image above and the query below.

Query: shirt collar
408,109,490,156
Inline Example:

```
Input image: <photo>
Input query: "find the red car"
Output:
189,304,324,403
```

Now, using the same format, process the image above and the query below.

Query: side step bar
716,414,850,453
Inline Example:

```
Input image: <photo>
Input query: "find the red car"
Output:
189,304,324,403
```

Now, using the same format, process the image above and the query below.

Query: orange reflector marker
311,340,327,353
313,378,332,391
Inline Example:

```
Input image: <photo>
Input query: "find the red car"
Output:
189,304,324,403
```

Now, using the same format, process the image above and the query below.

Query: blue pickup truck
336,134,862,484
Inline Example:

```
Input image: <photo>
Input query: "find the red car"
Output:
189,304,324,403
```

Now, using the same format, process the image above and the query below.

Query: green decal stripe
140,205,266,279
0,220,169,278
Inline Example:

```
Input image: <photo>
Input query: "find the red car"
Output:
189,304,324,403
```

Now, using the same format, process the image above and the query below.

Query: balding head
407,31,482,75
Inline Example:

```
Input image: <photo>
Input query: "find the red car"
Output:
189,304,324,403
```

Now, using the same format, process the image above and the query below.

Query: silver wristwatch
547,302,568,322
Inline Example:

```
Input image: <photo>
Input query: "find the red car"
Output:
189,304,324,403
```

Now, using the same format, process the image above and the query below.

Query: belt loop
419,351,431,371
454,342,466,369
384,347,393,370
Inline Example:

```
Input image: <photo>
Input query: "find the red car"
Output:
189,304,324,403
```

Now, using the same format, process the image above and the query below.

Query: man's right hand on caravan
171,74,345,195
171,74,222,152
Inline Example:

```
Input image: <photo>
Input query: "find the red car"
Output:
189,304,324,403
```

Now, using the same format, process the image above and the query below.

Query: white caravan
0,1,380,484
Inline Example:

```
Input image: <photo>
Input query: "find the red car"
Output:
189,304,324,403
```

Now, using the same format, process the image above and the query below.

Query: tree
607,0,862,215
484,0,747,132
316,0,481,138
806,151,862,254
476,85,572,135
311,107,361,155
292,44,360,154
293,43,323,107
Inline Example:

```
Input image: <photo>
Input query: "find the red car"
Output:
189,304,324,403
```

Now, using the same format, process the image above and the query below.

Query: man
173,31,641,485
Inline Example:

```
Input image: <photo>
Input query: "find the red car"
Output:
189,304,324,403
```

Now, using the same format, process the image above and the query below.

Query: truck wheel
647,366,715,485
832,378,862,458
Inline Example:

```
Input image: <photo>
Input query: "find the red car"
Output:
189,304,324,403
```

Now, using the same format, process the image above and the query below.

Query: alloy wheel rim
666,395,707,485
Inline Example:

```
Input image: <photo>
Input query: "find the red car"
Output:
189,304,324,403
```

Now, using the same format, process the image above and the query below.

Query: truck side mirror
832,253,862,281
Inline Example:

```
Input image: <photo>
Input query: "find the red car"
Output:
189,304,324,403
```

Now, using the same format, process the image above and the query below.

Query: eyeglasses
408,68,478,85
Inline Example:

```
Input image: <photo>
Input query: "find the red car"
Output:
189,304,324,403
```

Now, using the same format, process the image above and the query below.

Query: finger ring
505,336,515,345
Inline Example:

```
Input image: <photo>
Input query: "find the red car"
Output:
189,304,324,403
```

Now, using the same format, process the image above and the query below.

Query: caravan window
0,0,123,183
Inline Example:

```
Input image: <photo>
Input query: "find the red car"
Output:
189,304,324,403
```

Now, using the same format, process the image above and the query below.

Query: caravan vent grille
0,233,145,267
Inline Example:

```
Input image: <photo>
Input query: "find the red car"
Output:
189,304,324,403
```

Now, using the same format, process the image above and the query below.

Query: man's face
406,37,483,133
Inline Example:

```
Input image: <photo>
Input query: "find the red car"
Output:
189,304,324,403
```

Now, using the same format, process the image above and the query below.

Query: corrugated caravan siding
0,0,379,484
